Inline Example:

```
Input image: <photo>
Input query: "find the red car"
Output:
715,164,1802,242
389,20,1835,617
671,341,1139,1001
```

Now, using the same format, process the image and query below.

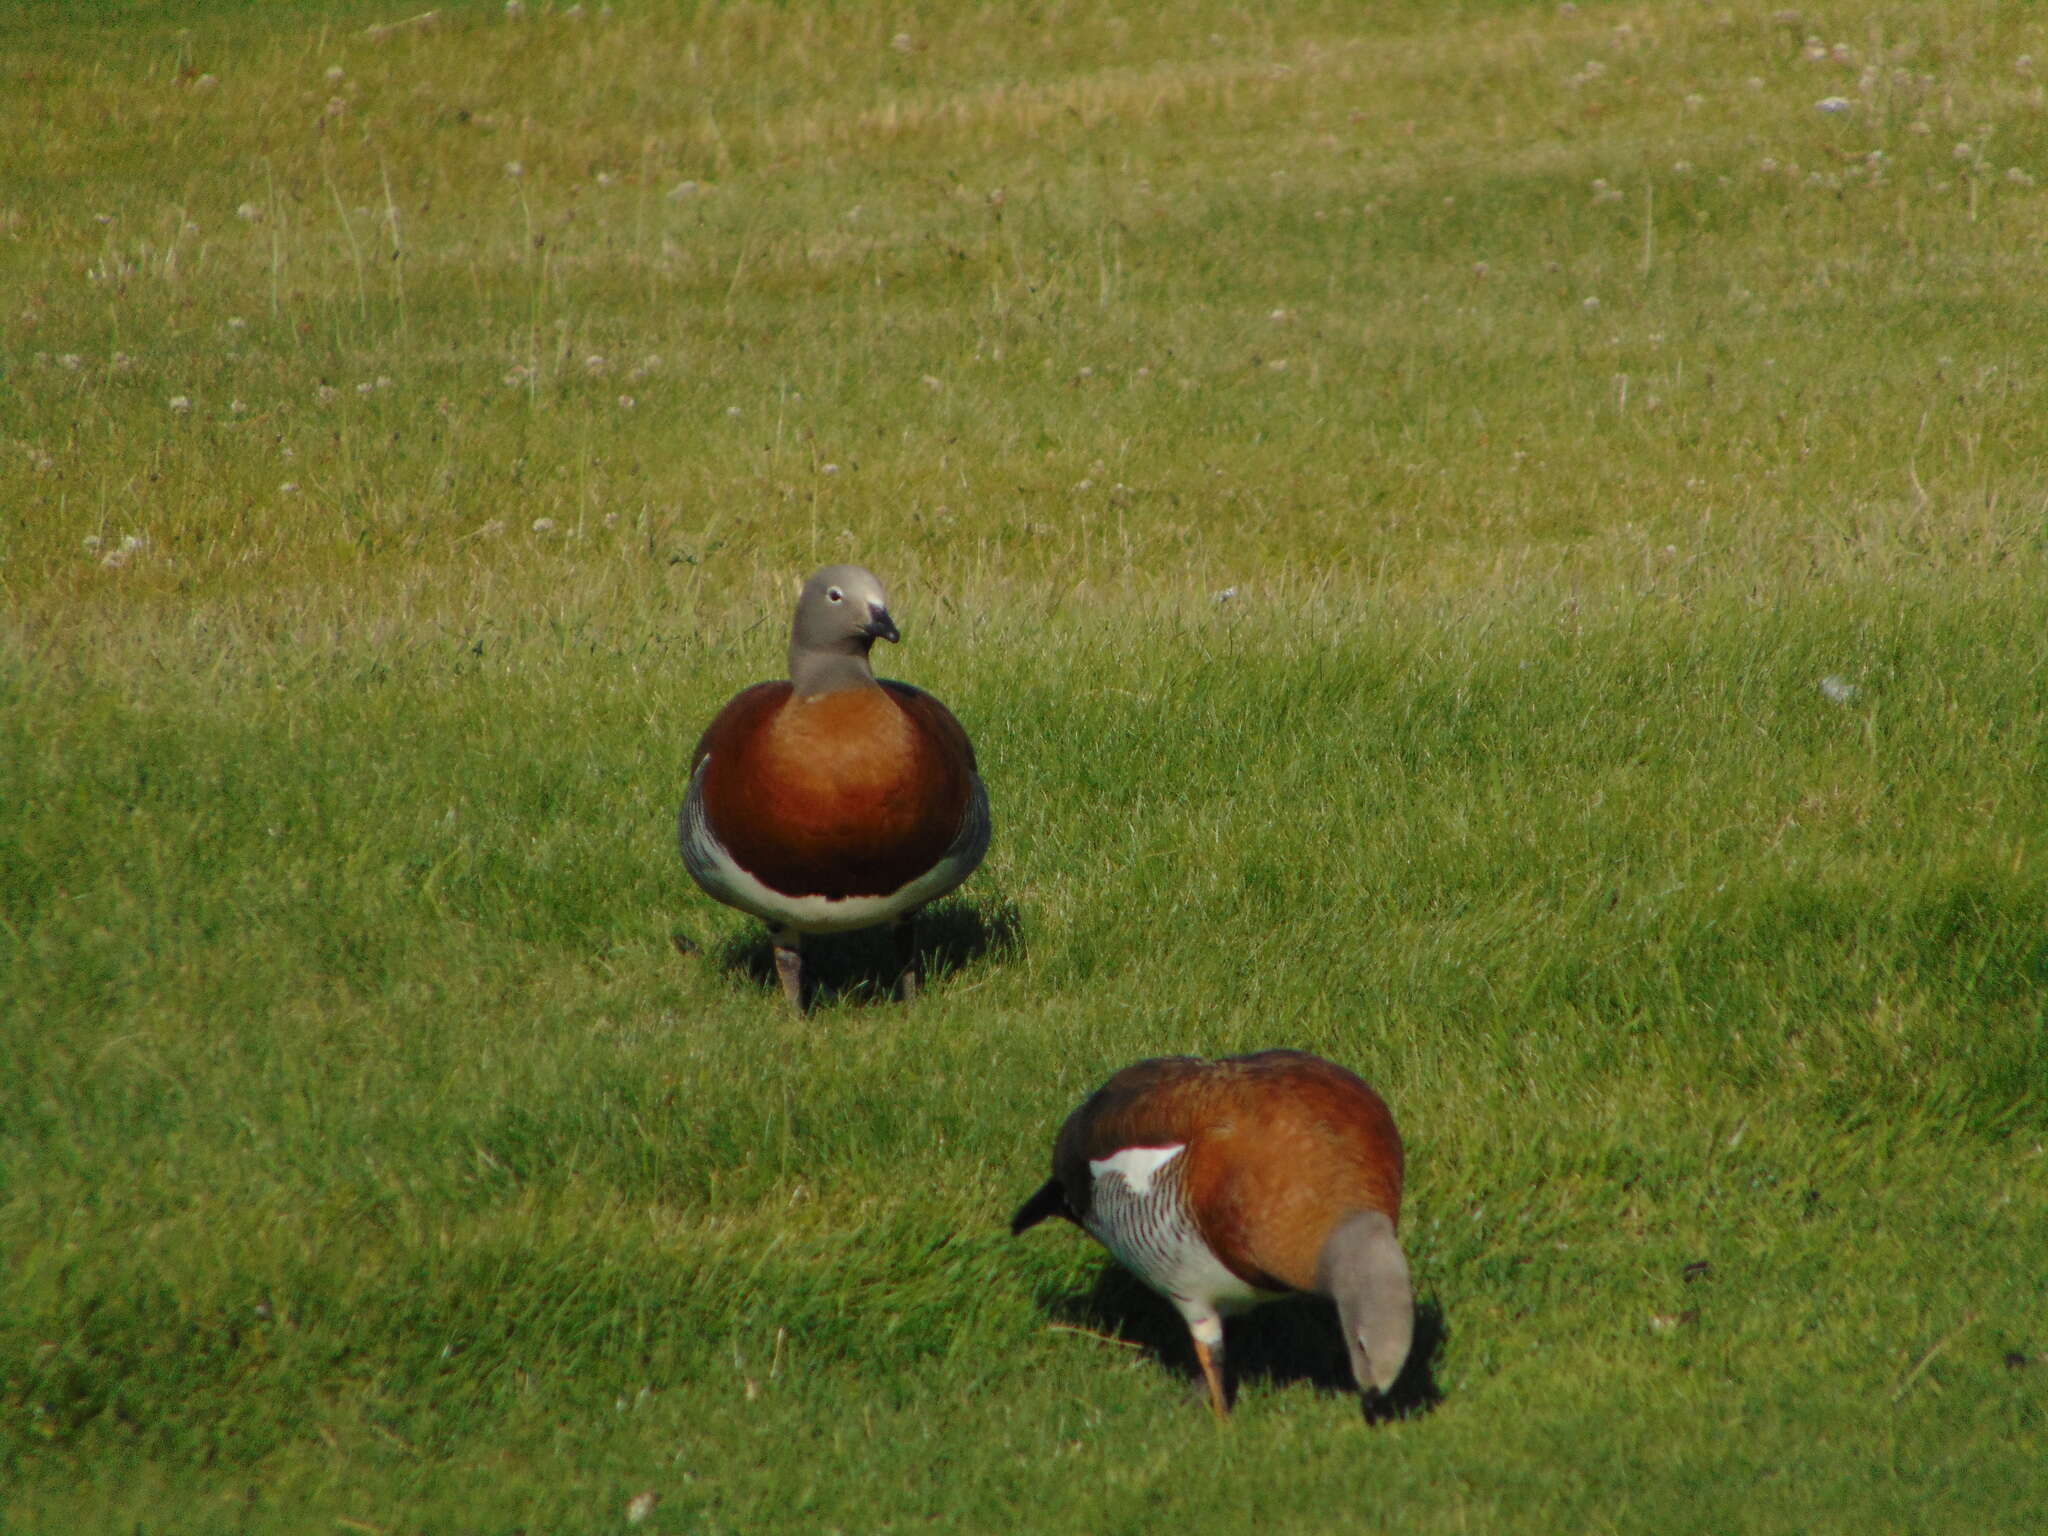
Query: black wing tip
1009,1177,1069,1236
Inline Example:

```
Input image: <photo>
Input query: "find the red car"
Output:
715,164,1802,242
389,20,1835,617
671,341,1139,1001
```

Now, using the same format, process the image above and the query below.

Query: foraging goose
679,565,989,1009
1012,1050,1411,1418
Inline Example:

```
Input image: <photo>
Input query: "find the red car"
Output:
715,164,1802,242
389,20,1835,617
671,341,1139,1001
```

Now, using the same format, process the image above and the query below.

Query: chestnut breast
694,680,975,901
1055,1052,1403,1295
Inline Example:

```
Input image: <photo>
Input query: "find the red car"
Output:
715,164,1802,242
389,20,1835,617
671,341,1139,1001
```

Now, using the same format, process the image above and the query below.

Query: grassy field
4,0,2047,1529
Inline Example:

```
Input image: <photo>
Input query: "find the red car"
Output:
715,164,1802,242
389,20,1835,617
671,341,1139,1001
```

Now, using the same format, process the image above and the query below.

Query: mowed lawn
4,0,2047,1530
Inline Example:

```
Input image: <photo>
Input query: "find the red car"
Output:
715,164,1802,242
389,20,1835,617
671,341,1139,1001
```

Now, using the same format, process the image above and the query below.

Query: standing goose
680,565,989,1010
1012,1050,1411,1419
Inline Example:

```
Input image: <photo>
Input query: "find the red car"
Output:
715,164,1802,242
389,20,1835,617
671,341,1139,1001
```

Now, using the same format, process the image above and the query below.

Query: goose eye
827,587,844,603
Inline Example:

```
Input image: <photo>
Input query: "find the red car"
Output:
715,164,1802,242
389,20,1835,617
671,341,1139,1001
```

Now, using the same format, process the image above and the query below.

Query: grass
4,0,2047,1530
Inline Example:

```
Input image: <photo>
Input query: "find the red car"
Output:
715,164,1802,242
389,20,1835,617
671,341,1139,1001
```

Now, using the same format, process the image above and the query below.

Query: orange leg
772,931,806,1011
893,915,922,1002
1192,1333,1230,1421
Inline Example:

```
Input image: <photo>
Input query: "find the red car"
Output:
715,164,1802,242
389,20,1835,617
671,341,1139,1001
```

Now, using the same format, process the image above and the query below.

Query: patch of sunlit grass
4,2,2047,1532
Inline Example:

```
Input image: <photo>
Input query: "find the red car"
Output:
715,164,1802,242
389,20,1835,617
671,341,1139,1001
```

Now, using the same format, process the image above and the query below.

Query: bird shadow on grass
1039,1265,1445,1423
698,895,1023,1007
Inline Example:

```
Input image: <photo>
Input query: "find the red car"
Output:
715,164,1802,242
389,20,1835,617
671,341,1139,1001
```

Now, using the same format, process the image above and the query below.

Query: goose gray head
788,565,898,696
1316,1209,1414,1401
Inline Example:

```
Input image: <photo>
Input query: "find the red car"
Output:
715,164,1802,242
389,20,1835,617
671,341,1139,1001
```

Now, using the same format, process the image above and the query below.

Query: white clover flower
891,32,913,53
83,534,101,550
725,405,741,417
668,181,700,200
505,161,524,178
1683,93,1704,111
820,463,840,475
375,376,392,390
1582,296,1601,312
169,395,191,413
326,65,345,82
228,316,247,330
1746,76,1765,91
193,74,218,92
617,394,635,409
356,381,374,396
1816,96,1851,113
316,385,338,404
281,482,300,494
532,517,555,532
584,355,609,375
2007,167,2035,186
60,354,83,371
505,0,523,16
595,171,614,187
1673,160,1694,176
230,399,248,414
237,202,260,221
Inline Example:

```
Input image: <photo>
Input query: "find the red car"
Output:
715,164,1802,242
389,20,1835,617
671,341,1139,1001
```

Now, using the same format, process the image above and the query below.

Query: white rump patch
1088,1143,1186,1199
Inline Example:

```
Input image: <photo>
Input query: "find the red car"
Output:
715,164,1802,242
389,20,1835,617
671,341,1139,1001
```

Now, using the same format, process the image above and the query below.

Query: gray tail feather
678,762,718,887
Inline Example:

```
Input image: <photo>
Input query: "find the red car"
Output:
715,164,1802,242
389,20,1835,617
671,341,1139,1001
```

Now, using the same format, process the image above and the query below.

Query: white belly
1085,1144,1273,1318
679,758,989,934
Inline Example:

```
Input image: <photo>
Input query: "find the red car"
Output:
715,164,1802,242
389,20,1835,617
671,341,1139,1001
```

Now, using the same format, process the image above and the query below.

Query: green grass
4,0,2048,1530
